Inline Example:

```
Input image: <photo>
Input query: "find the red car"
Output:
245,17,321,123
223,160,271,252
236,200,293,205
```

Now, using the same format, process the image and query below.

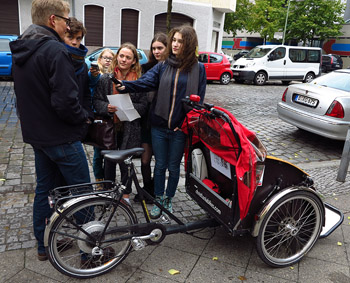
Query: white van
231,45,322,85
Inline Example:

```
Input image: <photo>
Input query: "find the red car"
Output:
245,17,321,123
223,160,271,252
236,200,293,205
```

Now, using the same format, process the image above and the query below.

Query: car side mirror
89,56,96,61
267,54,274,61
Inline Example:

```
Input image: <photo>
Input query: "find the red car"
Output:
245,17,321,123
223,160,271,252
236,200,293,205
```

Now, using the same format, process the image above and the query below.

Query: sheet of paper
107,94,140,122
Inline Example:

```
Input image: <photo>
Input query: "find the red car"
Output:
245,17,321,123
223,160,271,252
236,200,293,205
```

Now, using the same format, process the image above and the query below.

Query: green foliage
285,0,345,44
224,0,253,37
224,0,346,45
246,0,286,42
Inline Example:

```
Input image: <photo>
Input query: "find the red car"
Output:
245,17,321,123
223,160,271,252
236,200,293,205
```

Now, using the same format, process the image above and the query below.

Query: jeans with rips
151,126,186,198
32,141,91,253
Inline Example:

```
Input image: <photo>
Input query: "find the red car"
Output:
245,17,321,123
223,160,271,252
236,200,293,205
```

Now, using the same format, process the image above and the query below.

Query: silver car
277,69,350,140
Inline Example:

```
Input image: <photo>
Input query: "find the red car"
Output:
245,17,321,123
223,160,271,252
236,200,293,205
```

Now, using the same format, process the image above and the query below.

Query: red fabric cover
202,178,220,193
181,107,257,219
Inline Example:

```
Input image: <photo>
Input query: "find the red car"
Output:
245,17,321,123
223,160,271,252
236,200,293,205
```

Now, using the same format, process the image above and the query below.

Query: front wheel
304,72,315,83
220,72,232,85
47,196,137,278
256,190,323,267
254,71,267,85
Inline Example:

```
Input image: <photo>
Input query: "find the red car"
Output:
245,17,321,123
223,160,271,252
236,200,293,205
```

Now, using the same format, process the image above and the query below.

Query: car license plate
294,94,318,107
233,72,239,76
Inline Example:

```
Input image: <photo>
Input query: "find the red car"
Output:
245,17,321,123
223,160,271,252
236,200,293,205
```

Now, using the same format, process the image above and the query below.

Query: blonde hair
111,43,142,78
97,49,115,74
31,0,70,25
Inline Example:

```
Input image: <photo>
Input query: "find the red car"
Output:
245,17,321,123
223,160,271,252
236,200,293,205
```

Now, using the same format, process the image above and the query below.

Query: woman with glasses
88,48,115,184
93,42,148,204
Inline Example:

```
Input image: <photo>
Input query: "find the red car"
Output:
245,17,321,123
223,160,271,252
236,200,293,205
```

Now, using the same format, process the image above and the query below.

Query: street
0,80,350,282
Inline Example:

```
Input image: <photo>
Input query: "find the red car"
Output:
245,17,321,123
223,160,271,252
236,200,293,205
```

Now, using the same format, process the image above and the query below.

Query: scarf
155,55,199,121
64,43,88,76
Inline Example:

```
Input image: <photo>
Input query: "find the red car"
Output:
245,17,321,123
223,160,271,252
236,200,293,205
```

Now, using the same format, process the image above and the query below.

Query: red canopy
181,107,257,219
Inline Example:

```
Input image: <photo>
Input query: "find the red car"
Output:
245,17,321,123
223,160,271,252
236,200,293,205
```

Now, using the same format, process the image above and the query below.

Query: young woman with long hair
116,26,206,218
93,42,147,204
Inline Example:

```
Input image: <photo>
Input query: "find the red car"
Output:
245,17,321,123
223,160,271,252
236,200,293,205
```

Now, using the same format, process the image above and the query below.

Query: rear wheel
220,72,231,85
303,72,315,83
256,190,323,267
47,196,137,278
254,71,267,85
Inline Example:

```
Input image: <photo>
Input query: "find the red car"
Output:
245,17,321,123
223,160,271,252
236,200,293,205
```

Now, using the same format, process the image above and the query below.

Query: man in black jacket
10,0,91,261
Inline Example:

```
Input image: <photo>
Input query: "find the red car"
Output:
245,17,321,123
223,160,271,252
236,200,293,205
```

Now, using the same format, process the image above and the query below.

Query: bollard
337,126,350,182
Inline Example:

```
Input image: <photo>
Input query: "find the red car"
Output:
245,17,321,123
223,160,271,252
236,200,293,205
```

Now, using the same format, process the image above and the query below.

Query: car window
209,54,222,63
198,53,208,63
271,47,286,60
313,72,350,92
0,39,11,52
245,47,272,59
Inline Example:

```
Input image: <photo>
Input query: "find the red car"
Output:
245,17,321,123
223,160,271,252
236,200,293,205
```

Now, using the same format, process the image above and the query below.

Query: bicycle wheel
47,196,137,278
256,189,323,267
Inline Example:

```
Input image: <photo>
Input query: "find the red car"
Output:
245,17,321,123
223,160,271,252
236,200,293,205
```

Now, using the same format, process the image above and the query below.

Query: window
198,53,208,63
0,39,10,52
289,49,320,63
209,54,222,63
271,47,286,60
289,49,307,62
308,50,320,62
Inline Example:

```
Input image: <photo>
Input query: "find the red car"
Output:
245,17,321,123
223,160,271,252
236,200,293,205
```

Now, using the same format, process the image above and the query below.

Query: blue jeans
151,127,186,198
32,141,90,253
93,147,104,179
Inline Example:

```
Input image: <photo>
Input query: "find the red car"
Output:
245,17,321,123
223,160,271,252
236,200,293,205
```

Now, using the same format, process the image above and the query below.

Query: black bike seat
102,148,145,162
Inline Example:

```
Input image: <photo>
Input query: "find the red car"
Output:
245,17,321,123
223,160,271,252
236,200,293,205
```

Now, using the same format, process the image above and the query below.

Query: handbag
84,116,116,149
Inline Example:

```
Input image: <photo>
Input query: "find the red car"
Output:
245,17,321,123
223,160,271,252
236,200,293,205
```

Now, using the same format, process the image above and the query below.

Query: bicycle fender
44,194,112,247
251,186,325,238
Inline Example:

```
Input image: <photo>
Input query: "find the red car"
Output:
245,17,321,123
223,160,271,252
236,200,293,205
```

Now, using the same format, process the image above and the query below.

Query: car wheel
304,72,315,83
220,73,231,85
254,71,267,85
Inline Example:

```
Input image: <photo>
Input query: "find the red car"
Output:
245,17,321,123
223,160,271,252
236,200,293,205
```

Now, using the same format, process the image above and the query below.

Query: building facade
0,0,236,53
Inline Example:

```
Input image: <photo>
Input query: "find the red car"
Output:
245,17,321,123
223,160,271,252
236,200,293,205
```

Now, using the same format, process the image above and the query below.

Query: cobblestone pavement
0,79,349,263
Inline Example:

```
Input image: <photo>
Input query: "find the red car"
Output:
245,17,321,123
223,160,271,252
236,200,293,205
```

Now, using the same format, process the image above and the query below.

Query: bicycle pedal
153,214,171,225
131,238,146,251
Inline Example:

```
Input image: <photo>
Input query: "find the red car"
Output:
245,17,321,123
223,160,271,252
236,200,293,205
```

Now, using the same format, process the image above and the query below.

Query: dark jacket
93,74,148,149
10,24,90,146
121,60,206,130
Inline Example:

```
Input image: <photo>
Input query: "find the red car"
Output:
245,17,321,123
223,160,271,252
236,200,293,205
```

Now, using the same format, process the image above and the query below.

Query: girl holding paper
93,42,147,204
114,26,207,218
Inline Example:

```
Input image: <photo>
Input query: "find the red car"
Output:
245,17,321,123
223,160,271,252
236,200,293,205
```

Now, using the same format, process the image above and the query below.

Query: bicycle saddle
101,148,145,162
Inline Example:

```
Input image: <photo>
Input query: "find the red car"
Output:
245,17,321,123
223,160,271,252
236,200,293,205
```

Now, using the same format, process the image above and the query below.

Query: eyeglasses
101,56,113,61
54,14,71,26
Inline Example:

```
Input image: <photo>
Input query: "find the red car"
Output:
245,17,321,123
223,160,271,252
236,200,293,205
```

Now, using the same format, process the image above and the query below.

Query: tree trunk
166,0,172,34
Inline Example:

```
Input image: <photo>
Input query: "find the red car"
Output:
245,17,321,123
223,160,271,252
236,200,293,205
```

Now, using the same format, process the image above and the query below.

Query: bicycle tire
256,189,323,267
47,196,137,278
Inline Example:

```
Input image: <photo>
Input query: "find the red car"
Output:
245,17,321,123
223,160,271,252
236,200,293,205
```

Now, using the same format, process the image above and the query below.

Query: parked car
233,50,249,61
219,50,233,64
198,51,233,85
277,69,350,140
0,35,18,77
232,45,321,85
321,54,343,73
85,46,148,69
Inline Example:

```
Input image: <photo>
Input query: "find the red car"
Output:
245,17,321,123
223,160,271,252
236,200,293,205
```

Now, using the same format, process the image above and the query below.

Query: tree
285,0,345,45
246,0,286,43
166,0,172,34
224,0,253,37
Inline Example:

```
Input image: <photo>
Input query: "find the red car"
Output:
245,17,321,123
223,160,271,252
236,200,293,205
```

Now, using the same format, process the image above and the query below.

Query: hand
89,67,99,77
108,104,117,113
174,127,182,132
